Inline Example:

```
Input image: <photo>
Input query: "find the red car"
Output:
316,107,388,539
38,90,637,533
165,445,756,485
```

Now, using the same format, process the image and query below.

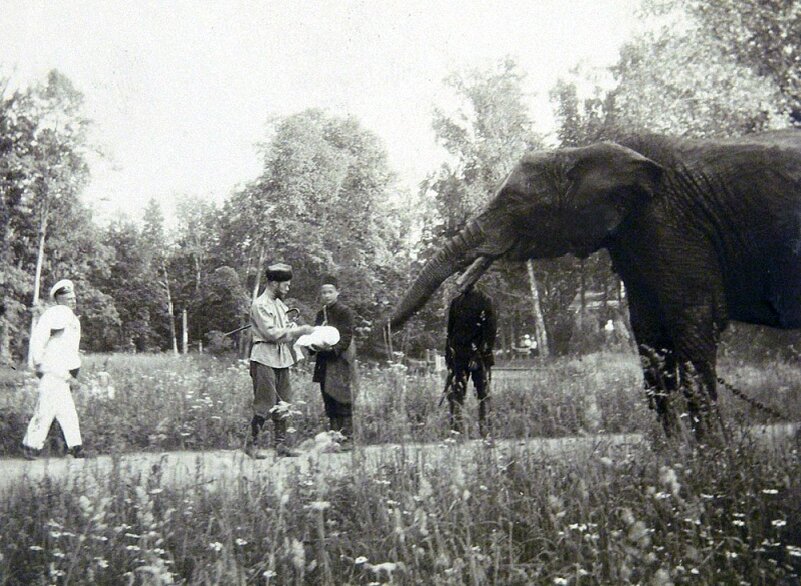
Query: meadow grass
0,352,799,584
1,351,797,455
0,433,799,584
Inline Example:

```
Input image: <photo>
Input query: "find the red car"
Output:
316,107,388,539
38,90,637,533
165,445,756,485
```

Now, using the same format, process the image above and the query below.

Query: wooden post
182,309,188,355
526,260,550,358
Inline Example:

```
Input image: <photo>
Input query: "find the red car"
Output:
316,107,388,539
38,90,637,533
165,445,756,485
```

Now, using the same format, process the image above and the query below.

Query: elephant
379,129,801,439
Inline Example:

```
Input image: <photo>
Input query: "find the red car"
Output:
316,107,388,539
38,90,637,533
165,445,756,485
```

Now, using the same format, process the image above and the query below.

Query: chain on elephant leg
682,367,726,447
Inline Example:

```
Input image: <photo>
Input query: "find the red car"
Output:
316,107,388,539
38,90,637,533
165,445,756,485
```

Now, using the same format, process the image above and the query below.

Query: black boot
478,396,492,440
21,444,40,460
449,399,464,437
274,418,300,457
339,416,354,451
245,415,268,459
67,445,91,459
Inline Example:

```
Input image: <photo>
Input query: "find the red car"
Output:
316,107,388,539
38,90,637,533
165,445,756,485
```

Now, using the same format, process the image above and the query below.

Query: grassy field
0,352,799,584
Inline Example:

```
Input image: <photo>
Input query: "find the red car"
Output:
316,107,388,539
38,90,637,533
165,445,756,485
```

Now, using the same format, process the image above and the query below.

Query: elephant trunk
388,220,486,330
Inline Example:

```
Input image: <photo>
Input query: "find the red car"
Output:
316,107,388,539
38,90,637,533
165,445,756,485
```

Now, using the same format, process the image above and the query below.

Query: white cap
49,279,75,300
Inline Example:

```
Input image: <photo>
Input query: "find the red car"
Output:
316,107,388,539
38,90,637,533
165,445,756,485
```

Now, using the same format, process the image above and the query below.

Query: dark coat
446,288,497,368
312,301,358,404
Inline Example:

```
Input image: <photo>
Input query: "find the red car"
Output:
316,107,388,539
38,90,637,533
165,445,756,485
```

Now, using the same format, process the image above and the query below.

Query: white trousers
23,374,82,450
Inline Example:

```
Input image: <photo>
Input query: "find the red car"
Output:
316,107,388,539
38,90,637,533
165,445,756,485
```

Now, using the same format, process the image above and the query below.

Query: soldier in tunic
246,263,314,459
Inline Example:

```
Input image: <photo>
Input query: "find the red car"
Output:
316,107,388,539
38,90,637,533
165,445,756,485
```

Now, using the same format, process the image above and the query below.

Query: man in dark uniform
311,276,358,450
445,284,497,438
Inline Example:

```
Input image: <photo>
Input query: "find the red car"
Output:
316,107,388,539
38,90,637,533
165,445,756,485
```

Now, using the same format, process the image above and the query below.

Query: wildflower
290,538,305,570
208,541,224,552
126,545,141,552
787,545,801,558
761,488,779,495
553,578,569,585
771,519,787,528
355,556,368,565
659,465,681,497
733,519,745,527
95,558,109,569
235,538,248,546
49,531,62,538
263,569,277,578
29,545,44,551
370,561,399,576
652,567,673,586
149,488,163,495
309,501,331,511
52,550,65,558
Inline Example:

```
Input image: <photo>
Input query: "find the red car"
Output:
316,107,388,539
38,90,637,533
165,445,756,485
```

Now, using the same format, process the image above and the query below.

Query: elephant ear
565,142,664,235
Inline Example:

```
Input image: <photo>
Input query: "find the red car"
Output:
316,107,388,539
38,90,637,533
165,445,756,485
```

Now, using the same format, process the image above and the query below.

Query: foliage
0,70,114,360
218,109,413,344
644,0,801,125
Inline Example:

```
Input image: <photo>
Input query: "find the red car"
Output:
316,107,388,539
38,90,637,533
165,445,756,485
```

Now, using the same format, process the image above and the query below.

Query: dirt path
1,424,797,495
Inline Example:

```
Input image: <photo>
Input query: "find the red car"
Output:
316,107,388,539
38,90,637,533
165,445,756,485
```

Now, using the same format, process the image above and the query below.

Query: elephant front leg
638,343,680,436
669,304,722,443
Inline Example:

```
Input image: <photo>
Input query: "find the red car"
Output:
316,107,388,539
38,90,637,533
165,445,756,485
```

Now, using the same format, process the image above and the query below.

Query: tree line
2,0,798,362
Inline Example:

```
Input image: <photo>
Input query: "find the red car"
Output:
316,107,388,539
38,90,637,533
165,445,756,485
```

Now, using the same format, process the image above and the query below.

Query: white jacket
30,305,81,379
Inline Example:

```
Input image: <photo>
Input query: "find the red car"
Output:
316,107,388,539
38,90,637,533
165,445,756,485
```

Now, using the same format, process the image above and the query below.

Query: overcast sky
1,0,640,222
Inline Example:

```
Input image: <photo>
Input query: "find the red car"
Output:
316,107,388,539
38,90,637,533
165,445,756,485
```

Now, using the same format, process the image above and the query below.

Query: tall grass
1,435,799,584
1,351,799,456
1,352,799,584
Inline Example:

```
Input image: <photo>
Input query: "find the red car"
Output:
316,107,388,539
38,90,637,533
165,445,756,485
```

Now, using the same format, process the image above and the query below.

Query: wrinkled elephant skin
383,130,801,439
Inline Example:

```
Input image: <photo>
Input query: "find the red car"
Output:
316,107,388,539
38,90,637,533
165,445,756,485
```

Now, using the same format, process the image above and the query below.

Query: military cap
320,274,338,288
49,279,75,300
265,263,293,282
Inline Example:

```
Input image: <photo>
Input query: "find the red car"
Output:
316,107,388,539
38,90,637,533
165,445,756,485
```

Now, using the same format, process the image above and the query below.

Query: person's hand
297,325,315,336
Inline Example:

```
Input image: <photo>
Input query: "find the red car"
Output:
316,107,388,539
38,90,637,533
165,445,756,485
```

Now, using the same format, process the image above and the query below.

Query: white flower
208,541,224,552
771,519,787,528
29,545,44,551
554,578,569,585
732,520,745,527
354,556,368,565
263,569,277,578
310,500,331,511
761,488,779,495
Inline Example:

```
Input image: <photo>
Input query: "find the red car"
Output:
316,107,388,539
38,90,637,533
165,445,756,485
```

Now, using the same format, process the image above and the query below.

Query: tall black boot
245,415,268,459
339,416,354,451
274,418,300,457
478,396,491,439
449,399,464,436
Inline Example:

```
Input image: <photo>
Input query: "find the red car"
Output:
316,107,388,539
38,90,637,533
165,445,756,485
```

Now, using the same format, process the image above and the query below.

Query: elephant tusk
456,256,494,292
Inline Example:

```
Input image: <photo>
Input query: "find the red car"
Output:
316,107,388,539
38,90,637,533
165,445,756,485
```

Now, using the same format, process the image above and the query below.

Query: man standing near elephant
445,284,497,439
21,279,88,459
311,276,358,451
246,263,314,459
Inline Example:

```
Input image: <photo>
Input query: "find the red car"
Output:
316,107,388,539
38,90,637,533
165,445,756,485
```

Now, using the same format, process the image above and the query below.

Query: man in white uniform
21,279,87,459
